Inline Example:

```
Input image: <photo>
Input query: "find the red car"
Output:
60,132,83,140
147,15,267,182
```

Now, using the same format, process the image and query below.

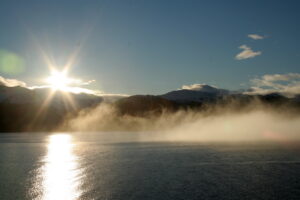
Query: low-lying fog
62,102,300,142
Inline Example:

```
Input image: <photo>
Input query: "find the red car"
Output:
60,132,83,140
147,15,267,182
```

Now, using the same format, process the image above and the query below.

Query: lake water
0,133,299,200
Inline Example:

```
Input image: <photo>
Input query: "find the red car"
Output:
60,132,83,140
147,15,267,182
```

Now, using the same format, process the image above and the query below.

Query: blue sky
0,0,299,95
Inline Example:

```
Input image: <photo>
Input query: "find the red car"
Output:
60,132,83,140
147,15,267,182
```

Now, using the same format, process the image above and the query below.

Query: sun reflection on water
42,134,81,200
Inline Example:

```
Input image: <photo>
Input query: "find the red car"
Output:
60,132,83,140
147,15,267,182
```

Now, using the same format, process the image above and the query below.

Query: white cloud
0,75,127,97
181,84,218,91
0,76,27,87
65,79,96,87
246,73,300,96
79,80,96,86
235,45,262,60
180,83,230,95
248,34,264,40
257,73,300,82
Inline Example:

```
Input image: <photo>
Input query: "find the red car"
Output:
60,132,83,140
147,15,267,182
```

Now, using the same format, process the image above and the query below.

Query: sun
46,70,74,90
44,69,96,95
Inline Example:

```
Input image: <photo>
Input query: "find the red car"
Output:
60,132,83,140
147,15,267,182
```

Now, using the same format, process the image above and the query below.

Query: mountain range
0,84,299,132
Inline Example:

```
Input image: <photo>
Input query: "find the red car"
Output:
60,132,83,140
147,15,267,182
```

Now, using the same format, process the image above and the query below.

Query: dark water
0,133,299,200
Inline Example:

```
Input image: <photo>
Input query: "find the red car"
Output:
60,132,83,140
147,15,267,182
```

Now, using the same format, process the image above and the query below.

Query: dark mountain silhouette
116,91,300,117
160,85,229,103
0,85,102,132
0,84,300,132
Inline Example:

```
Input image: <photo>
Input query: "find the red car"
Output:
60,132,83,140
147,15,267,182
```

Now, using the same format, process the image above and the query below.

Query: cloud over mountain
0,76,26,87
0,75,127,100
181,84,219,91
246,73,300,96
180,84,229,94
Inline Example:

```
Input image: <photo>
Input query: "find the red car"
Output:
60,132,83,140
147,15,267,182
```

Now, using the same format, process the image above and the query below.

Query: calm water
0,133,299,200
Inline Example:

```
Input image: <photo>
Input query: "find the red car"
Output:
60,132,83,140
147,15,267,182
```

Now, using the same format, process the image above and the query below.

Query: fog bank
62,103,300,142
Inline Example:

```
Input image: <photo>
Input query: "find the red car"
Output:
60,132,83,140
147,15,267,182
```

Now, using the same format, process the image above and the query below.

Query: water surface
0,133,299,200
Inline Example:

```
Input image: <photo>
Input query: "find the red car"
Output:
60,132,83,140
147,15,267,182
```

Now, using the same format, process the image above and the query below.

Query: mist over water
63,102,300,142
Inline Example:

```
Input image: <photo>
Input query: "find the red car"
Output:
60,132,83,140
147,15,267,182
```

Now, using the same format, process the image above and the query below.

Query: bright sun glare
46,70,74,90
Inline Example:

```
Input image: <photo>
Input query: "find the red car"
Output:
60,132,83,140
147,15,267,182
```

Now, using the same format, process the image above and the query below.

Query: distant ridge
160,84,229,103
0,85,102,132
0,84,300,132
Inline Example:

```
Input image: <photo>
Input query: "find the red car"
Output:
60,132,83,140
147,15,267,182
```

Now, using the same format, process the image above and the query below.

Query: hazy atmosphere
0,1,300,200
1,0,300,95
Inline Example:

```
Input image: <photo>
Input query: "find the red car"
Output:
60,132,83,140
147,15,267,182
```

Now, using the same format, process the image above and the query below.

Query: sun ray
30,68,81,128
29,89,56,129
63,47,81,74
61,91,78,111
29,34,92,126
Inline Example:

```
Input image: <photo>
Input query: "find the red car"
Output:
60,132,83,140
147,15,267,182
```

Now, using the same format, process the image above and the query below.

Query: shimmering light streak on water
41,134,80,200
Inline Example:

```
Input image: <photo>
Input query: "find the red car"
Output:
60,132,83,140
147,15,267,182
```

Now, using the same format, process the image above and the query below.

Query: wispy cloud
0,76,27,87
79,80,96,86
0,75,127,97
235,45,262,60
246,73,300,96
181,84,217,91
248,34,264,40
60,78,96,87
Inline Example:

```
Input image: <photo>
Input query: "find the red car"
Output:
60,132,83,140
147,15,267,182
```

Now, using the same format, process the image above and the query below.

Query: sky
0,0,300,95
